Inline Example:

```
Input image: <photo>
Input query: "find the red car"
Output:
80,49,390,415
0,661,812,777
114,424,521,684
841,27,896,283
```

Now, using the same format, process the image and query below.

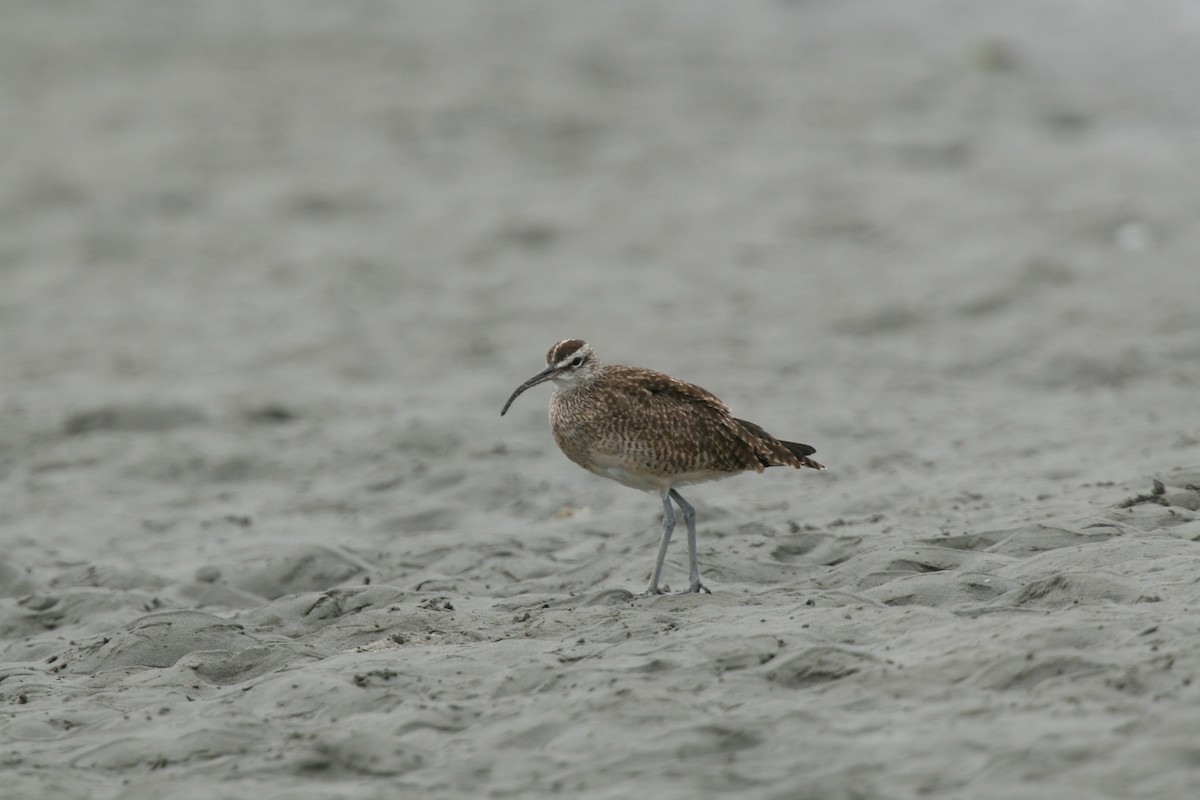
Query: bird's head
501,339,597,415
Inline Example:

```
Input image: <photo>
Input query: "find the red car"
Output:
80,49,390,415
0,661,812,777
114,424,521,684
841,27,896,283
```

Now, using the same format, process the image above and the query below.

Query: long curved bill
500,366,559,416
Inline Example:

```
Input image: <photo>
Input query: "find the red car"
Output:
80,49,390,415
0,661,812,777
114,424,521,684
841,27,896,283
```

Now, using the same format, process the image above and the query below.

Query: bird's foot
641,582,710,596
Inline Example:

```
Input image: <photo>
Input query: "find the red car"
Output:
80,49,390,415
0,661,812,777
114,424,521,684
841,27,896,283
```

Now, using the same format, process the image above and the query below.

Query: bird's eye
571,356,583,367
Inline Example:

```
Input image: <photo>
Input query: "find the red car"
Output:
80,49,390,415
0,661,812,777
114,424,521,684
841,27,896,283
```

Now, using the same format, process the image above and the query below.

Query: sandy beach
3,1,1200,797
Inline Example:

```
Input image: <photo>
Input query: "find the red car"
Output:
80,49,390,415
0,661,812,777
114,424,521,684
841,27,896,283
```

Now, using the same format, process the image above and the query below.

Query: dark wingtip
783,441,817,458
787,442,824,469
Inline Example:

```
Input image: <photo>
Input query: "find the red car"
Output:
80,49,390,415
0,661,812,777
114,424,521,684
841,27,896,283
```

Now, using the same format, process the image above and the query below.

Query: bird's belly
590,463,666,491
587,454,732,492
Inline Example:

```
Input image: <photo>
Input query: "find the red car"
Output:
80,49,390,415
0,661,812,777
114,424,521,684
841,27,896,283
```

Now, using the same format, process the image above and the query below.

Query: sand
3,1,1200,798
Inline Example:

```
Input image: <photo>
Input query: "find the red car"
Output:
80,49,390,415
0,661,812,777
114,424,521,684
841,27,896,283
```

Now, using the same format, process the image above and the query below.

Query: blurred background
2,0,1199,557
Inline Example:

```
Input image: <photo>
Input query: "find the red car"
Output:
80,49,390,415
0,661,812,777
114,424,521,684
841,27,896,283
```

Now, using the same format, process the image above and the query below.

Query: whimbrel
501,339,825,594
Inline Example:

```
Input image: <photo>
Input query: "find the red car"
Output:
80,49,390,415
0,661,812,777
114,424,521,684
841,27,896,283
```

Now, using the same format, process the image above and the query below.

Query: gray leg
670,489,710,594
644,490,675,595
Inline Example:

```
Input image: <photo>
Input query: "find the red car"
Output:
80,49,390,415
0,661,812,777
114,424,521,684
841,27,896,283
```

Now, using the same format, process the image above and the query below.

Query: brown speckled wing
585,366,764,475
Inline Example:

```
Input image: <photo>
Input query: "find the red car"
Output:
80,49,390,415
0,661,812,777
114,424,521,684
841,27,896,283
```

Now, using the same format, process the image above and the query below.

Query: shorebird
501,339,825,594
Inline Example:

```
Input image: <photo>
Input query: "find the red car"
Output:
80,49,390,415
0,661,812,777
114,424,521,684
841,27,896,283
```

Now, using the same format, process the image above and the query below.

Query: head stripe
547,339,591,367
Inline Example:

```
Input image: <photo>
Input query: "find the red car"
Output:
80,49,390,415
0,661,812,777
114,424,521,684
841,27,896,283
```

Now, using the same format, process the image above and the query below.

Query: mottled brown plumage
502,339,825,594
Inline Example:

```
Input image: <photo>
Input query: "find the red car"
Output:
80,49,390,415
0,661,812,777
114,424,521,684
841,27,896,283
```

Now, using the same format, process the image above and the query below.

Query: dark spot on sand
418,597,454,612
353,669,398,687
1118,480,1167,508
243,404,298,424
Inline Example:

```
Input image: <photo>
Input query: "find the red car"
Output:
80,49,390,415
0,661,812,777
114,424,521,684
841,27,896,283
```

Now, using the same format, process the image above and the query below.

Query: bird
500,339,825,595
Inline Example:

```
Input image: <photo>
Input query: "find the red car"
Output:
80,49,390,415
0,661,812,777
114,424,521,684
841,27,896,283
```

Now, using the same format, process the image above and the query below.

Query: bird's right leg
643,490,676,595
669,489,709,594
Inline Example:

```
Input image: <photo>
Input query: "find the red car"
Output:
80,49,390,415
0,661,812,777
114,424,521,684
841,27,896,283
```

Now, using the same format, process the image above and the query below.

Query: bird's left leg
669,489,710,594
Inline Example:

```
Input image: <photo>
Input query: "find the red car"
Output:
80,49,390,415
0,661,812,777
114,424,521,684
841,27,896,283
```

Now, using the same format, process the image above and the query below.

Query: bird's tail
781,440,825,470
734,418,826,470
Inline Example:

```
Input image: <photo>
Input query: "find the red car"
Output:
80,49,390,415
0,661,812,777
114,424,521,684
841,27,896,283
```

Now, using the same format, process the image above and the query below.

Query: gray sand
3,1,1200,798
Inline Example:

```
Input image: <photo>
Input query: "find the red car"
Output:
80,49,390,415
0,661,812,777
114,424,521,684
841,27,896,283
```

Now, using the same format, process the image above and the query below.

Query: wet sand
3,1,1200,798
